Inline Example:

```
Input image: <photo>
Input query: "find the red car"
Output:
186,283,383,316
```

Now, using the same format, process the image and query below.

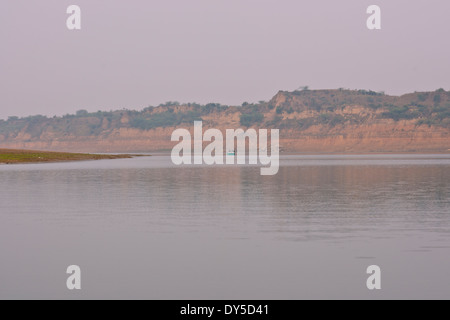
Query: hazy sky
0,0,449,119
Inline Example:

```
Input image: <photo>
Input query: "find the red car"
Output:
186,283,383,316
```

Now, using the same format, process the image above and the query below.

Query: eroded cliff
1,89,449,153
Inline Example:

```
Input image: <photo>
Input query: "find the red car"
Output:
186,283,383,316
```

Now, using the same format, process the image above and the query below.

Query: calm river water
0,154,449,299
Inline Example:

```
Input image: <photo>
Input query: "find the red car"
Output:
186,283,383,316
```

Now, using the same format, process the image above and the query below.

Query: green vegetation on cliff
130,110,202,130
1,89,449,142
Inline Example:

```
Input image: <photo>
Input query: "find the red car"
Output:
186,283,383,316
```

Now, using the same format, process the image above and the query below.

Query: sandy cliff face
1,121,448,153
282,123,449,153
1,90,449,153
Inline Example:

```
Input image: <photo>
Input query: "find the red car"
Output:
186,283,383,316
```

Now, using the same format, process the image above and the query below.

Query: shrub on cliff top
130,111,202,130
240,112,264,127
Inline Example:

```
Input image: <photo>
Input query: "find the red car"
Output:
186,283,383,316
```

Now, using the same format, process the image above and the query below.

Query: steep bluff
1,89,449,153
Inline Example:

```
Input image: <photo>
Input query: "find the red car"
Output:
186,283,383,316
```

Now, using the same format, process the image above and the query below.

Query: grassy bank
0,149,134,164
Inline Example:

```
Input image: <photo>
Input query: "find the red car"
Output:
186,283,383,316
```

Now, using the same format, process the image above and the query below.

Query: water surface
0,154,449,299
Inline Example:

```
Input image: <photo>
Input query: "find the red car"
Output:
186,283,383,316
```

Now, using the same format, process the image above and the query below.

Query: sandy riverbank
0,149,136,164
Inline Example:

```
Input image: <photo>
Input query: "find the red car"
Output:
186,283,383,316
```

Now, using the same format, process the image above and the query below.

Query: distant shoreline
2,148,450,165
1,89,449,155
0,149,137,165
